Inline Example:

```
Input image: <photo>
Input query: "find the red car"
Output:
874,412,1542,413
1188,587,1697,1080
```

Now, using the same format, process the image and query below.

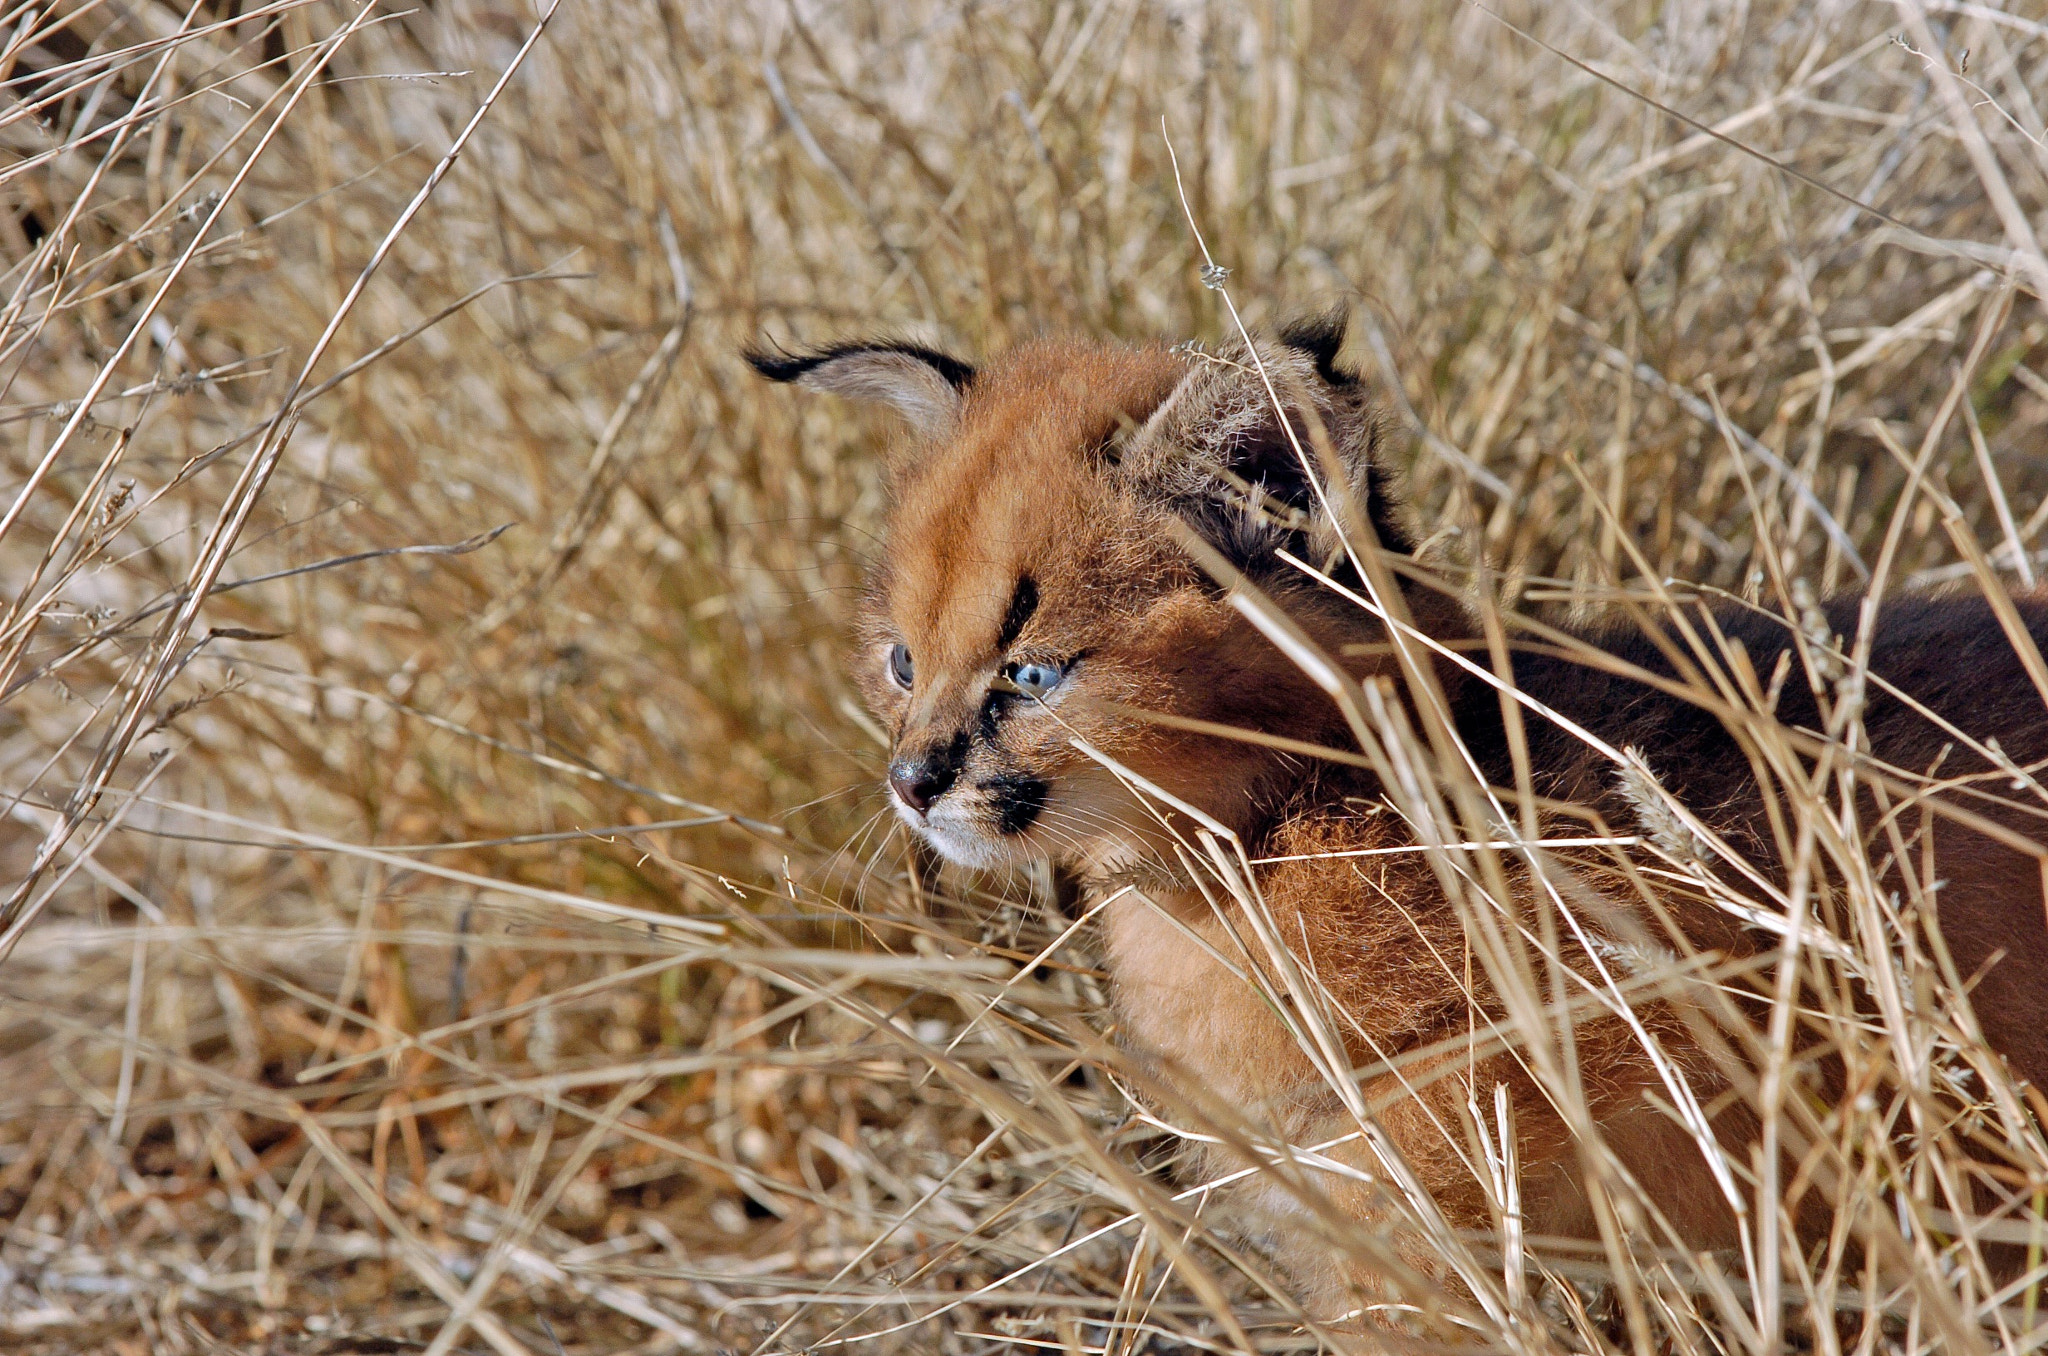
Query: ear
746,339,974,440
1122,313,1413,579
1275,311,1355,389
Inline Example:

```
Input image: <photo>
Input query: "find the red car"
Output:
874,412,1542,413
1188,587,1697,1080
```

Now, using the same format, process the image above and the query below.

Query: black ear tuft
745,339,975,391
1360,459,1415,556
744,337,976,437
1276,312,1356,388
743,345,824,383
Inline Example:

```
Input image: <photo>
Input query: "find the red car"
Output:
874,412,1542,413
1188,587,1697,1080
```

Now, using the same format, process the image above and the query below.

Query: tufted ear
746,339,974,440
1120,314,1412,580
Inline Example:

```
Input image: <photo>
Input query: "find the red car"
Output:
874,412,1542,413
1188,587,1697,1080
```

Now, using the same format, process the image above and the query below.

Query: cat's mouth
890,774,1052,870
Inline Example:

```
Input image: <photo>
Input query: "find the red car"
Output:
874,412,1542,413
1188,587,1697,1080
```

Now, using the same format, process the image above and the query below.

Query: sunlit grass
3,1,2048,1351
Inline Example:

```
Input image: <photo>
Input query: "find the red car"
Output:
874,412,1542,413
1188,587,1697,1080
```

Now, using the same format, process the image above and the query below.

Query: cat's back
1489,589,2048,817
1467,587,2048,1088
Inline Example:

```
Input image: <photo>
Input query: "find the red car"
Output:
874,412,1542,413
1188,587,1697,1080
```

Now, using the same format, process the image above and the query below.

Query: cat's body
1494,591,2048,1094
750,321,2048,1309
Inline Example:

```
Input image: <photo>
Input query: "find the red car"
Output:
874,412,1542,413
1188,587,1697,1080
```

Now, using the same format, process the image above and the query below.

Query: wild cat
749,318,2048,1308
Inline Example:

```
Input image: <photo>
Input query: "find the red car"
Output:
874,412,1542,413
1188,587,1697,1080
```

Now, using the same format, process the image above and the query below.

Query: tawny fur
750,324,2048,1316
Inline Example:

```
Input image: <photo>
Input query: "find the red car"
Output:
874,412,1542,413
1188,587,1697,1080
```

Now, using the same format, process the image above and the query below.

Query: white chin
893,801,1028,870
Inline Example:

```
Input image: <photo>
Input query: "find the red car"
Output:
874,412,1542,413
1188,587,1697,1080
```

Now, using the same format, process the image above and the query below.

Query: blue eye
1008,662,1063,698
888,643,914,690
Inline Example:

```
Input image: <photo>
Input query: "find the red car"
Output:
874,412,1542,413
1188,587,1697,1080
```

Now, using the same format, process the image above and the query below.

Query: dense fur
750,323,2048,1313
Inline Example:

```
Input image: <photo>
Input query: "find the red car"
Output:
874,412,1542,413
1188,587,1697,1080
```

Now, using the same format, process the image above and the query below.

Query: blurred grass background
4,0,2048,1351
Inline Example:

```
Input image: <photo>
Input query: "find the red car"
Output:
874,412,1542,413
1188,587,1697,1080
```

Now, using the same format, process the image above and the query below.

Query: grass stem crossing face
749,322,1409,873
751,320,2048,1316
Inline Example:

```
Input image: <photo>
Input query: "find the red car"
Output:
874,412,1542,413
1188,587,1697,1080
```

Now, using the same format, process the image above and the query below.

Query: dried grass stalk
4,1,2048,1352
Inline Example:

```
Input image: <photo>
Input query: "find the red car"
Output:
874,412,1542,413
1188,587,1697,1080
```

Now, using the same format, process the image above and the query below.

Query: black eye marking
995,576,1039,653
888,643,914,690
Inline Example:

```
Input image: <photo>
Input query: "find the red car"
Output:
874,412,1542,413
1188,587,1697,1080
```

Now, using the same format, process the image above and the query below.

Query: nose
889,756,957,814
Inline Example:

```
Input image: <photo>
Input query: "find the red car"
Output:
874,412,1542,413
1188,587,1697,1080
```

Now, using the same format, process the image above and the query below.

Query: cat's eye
1007,661,1063,698
887,643,914,690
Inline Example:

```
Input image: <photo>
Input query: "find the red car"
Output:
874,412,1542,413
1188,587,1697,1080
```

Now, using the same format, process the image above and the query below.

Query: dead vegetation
4,0,2048,1352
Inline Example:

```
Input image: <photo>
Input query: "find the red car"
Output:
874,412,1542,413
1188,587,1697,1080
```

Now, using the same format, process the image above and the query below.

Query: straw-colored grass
5,0,2048,1351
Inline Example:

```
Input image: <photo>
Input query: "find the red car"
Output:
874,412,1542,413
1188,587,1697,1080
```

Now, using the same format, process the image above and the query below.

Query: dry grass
5,0,2048,1351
